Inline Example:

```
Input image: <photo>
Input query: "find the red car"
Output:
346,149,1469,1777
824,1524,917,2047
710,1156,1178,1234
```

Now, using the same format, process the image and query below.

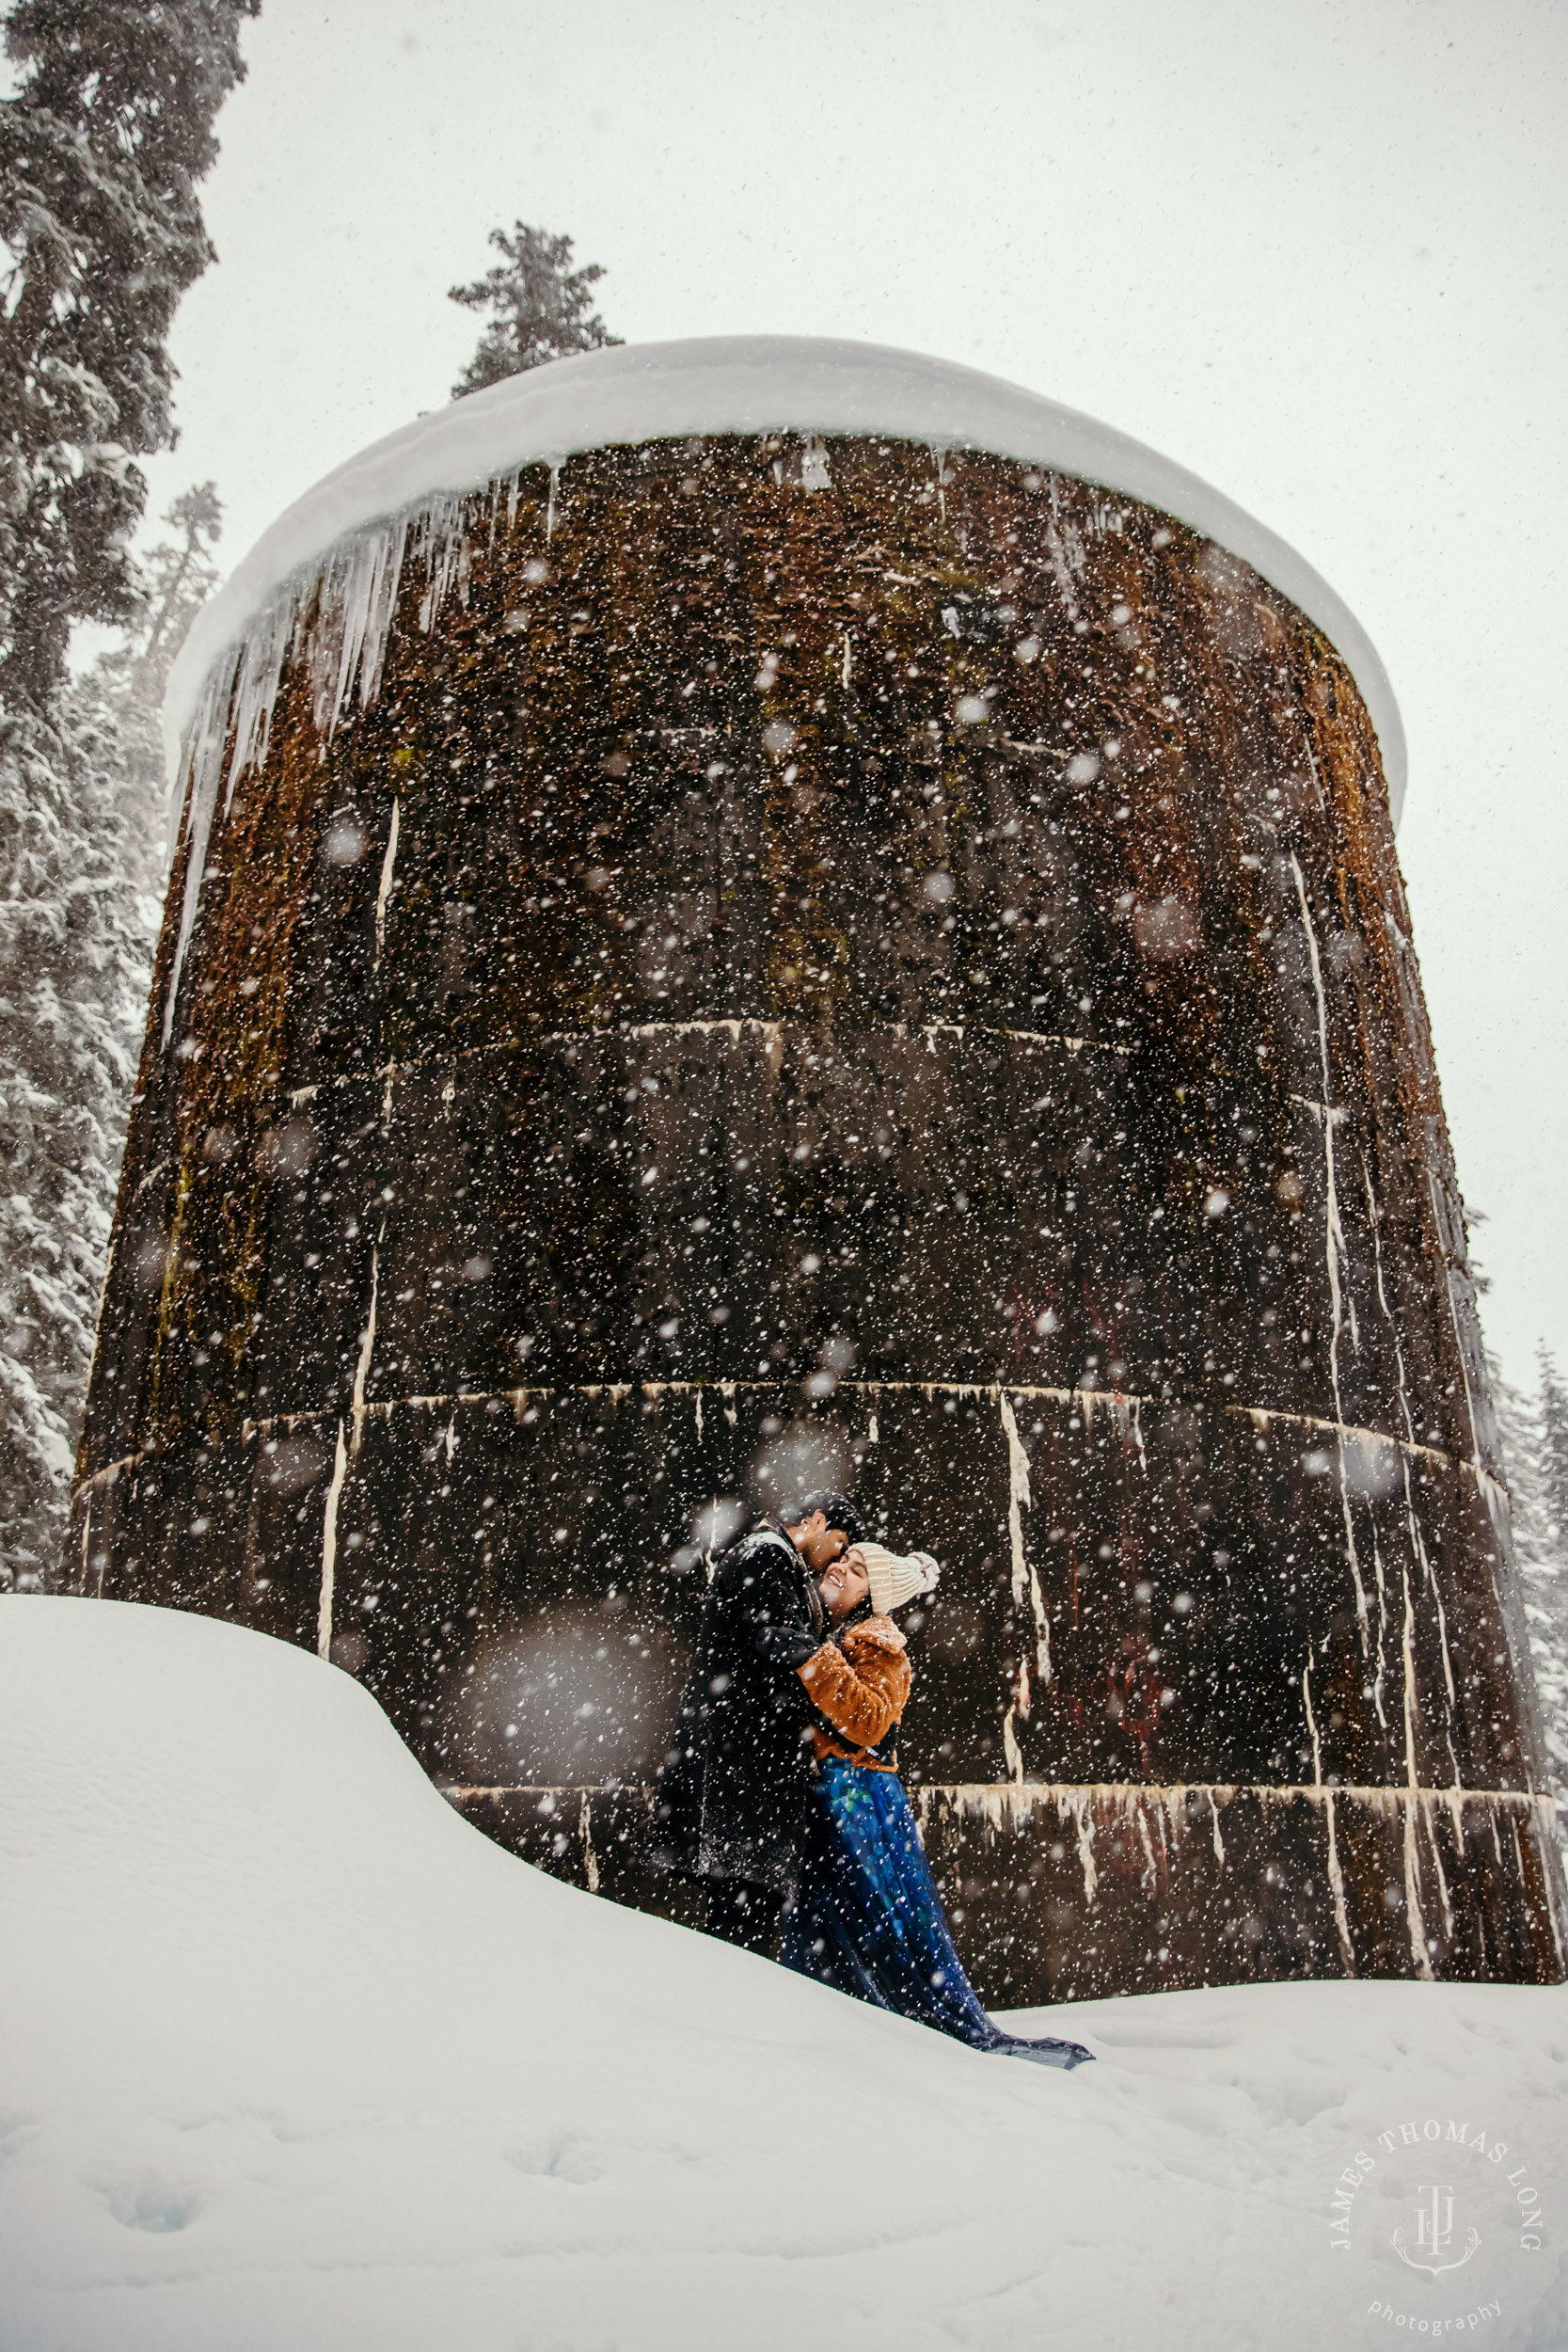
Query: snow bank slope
1,1597,1561,2352
166,337,1405,822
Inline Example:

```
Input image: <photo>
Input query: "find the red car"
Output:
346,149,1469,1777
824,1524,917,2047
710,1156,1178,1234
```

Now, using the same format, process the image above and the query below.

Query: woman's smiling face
820,1549,871,1620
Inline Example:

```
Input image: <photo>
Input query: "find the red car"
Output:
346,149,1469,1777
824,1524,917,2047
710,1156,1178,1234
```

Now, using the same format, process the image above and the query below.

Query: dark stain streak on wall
68,431,1565,2001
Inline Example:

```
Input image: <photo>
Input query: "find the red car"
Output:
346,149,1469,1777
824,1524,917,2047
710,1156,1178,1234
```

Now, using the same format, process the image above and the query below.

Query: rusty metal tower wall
69,367,1564,2000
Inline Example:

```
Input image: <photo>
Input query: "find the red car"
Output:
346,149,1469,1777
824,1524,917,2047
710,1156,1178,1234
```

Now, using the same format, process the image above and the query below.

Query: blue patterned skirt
780,1760,1091,2069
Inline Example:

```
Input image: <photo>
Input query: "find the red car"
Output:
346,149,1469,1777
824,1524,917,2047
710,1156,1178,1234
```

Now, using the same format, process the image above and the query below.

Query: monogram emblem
1391,2184,1481,2280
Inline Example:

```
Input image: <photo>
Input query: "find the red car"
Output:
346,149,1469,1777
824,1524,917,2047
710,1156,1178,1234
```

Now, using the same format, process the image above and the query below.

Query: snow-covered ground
2,1598,1563,2350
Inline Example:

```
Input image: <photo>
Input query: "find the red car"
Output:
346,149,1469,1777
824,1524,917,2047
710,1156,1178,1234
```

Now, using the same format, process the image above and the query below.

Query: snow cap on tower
167,336,1405,822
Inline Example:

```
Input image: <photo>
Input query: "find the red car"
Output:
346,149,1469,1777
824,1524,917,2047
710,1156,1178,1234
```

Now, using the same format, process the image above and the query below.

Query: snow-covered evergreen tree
0,0,251,1582
1532,1348,1568,1815
449,221,621,399
1493,1353,1545,1569
0,478,225,1586
1492,1348,1568,1836
78,483,224,894
1540,1346,1568,1547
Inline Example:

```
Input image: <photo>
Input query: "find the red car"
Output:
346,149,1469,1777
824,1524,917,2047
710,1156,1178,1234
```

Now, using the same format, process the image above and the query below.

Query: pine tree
0,485,223,1588
69,477,222,889
1540,1345,1568,1549
1495,1347,1568,1834
1,2,255,708
1492,1352,1546,1569
0,0,252,1582
129,481,225,714
449,221,621,399
77,484,224,894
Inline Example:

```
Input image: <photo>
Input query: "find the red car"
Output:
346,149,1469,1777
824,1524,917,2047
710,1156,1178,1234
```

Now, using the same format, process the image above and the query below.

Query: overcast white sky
141,0,1567,1387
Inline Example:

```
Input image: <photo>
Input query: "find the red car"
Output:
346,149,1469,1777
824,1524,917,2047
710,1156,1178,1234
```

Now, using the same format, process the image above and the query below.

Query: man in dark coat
649,1492,864,1953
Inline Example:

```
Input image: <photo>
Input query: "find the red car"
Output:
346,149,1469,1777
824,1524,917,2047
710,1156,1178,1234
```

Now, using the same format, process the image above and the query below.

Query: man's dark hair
781,1491,865,1544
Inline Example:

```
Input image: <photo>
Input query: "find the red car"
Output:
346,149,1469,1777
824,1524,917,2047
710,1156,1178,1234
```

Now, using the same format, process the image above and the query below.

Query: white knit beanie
857,1541,941,1616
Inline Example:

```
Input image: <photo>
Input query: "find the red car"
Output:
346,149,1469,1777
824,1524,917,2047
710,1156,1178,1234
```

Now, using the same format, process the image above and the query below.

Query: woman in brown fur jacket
779,1542,1092,2070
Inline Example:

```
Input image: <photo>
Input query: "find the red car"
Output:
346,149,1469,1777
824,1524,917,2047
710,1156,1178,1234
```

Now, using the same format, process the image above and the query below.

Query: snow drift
1,1597,1562,2349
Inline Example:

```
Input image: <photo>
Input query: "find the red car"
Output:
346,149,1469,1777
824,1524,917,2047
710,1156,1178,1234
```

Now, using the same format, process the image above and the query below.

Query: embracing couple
649,1493,1091,2070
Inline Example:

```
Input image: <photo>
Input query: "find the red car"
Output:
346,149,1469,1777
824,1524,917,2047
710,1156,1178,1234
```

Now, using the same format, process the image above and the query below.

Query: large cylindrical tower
69,339,1563,2001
